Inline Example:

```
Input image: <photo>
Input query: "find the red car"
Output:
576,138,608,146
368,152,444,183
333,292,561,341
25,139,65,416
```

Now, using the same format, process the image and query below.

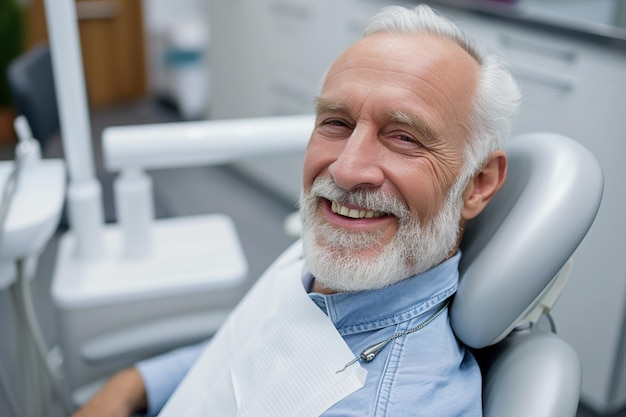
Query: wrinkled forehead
322,33,479,101
320,33,480,136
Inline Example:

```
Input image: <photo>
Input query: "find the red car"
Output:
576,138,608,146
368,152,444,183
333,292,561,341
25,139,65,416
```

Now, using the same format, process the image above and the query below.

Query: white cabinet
207,2,626,412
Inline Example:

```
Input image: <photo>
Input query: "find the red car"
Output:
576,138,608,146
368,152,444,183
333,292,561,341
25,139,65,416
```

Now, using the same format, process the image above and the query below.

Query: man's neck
311,279,339,295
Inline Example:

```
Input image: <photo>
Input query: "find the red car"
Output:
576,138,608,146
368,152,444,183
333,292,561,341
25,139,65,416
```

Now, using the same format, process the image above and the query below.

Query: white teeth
330,200,381,219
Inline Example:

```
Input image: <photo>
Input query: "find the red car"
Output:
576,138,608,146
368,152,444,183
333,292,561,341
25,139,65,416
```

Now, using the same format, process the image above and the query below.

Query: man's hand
71,368,148,417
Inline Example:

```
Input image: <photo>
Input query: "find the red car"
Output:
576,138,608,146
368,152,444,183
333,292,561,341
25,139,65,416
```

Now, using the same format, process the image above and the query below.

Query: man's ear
461,150,507,220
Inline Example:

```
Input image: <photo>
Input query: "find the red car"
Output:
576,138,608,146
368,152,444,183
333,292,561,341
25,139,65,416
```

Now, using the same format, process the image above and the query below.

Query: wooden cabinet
27,0,146,108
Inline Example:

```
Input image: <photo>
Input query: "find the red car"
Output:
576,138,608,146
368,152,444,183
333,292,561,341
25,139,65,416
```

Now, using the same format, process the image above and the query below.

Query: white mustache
306,177,412,222
309,178,411,221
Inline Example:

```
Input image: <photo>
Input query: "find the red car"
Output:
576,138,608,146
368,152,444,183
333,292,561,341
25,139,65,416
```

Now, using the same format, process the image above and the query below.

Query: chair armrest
476,330,581,417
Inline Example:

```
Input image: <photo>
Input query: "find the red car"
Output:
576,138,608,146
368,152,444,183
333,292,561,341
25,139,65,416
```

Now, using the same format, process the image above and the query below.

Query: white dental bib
158,242,367,417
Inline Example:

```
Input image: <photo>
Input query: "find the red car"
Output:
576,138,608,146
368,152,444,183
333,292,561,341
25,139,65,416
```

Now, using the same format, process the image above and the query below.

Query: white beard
299,177,465,292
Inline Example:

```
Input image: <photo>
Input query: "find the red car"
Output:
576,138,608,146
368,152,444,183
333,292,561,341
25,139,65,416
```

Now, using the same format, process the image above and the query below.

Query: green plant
0,0,25,107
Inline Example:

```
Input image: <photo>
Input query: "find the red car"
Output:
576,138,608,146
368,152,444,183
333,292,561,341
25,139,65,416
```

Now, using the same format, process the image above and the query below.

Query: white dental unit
0,117,66,417
37,0,314,406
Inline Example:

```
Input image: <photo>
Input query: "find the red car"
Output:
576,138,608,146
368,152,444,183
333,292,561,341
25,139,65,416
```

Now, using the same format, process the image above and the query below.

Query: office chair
6,43,59,149
451,132,603,417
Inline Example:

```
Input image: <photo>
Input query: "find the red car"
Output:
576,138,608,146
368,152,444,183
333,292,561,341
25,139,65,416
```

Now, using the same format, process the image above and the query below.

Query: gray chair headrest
451,133,603,349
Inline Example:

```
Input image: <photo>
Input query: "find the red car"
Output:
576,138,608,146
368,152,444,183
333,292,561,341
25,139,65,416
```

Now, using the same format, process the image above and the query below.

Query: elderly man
73,4,519,416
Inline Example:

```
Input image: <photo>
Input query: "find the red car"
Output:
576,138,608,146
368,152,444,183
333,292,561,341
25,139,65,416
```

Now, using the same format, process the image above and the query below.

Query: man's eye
391,133,419,144
325,119,348,127
315,118,352,139
397,134,416,143
385,132,425,152
319,118,352,131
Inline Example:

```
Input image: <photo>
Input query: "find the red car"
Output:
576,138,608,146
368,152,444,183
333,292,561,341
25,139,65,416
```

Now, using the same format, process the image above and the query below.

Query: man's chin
317,242,386,260
305,243,412,292
313,227,389,252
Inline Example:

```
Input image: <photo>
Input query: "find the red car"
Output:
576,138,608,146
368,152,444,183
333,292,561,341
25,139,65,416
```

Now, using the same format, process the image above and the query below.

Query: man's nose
328,126,385,190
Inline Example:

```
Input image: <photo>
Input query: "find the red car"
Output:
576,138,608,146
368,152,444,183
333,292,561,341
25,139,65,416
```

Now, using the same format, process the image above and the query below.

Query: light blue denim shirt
137,251,482,416
307,251,482,416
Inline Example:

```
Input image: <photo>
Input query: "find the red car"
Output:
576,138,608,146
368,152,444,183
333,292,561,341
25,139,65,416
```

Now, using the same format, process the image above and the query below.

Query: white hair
363,4,521,185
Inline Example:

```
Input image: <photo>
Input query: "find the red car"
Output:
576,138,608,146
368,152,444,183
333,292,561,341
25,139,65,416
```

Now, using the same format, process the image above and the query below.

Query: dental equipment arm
102,114,314,258
43,0,104,258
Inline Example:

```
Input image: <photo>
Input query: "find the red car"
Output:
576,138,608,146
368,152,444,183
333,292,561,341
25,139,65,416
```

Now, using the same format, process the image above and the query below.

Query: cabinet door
28,0,147,108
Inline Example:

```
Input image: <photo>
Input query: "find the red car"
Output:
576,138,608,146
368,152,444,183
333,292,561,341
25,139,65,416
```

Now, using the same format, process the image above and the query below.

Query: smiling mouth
330,200,385,219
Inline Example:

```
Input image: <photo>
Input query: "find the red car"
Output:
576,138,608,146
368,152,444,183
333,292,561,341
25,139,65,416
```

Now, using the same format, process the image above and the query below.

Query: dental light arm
103,115,314,171
44,0,103,259
102,114,314,257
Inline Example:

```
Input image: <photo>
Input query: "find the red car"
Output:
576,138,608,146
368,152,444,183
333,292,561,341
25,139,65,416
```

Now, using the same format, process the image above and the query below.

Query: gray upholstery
452,132,603,348
477,330,582,417
451,132,603,417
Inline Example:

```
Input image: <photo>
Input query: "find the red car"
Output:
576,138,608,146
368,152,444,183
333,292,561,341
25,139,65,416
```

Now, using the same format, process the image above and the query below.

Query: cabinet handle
500,34,577,63
76,0,117,20
509,65,575,91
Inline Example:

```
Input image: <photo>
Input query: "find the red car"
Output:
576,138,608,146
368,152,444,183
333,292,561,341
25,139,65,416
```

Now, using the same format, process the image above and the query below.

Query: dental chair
451,132,603,417
241,128,602,417
67,113,602,415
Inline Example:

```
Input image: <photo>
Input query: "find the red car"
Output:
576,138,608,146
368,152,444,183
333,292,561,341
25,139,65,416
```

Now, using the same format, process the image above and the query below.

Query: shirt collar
304,251,461,335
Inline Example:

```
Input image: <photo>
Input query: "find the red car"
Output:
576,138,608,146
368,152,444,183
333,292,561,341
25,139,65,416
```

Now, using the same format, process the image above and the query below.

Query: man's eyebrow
387,110,436,142
314,97,349,115
314,99,437,141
